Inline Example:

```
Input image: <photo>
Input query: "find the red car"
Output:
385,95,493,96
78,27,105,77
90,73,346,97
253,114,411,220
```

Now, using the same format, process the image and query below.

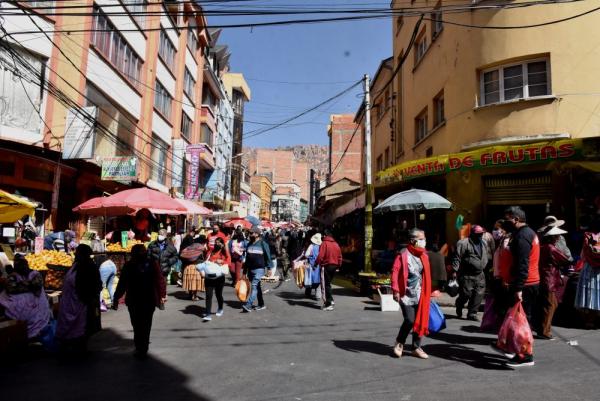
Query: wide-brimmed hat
544,226,567,237
538,215,566,234
311,233,322,245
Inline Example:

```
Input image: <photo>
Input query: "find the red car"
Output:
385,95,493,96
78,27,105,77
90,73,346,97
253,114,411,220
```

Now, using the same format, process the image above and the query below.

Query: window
480,59,550,106
376,155,383,172
187,26,198,53
202,84,217,109
384,147,390,168
91,7,142,89
151,135,168,184
434,91,445,127
200,124,214,147
154,80,172,119
183,68,195,101
431,8,443,39
414,34,428,66
28,1,55,9
415,108,428,143
181,112,192,140
159,28,176,71
122,0,147,28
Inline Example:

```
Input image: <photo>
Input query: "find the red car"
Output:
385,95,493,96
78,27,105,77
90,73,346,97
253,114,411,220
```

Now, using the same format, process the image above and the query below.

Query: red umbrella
72,196,135,216
224,218,252,229
174,198,212,215
260,219,274,229
103,188,187,215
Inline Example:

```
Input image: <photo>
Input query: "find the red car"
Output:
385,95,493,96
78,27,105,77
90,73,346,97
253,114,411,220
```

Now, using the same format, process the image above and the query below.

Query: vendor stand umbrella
260,219,274,229
245,215,260,227
173,198,212,216
0,189,38,223
224,218,252,230
373,188,453,226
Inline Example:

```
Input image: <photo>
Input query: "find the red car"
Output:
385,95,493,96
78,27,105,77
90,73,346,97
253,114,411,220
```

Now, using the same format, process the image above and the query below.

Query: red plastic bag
496,301,533,356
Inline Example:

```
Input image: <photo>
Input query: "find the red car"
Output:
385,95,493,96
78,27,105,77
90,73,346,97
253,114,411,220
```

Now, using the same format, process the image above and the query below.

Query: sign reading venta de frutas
101,157,138,181
378,138,596,183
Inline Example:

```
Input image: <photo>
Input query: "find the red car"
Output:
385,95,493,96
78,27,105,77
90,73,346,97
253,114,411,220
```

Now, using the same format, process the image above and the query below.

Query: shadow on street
332,339,395,358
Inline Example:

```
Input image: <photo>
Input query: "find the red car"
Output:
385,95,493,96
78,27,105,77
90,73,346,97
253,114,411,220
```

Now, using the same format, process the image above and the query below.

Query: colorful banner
377,138,597,184
185,144,205,199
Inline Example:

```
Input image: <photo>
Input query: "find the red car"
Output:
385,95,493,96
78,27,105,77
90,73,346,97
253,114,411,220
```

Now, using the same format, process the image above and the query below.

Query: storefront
377,137,600,244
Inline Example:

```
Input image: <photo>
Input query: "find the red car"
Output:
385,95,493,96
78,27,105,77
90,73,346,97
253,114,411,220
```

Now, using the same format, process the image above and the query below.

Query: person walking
538,226,571,339
277,229,291,281
181,236,208,301
303,233,322,300
113,245,166,358
391,228,432,360
538,216,573,263
148,229,179,285
242,227,271,312
207,224,228,251
315,228,342,311
199,237,230,321
452,225,489,321
574,219,600,328
491,206,539,367
56,244,102,356
228,230,247,286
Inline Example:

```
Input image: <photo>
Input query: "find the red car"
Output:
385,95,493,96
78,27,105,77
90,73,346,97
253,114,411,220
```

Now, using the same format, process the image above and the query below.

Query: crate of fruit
44,264,71,290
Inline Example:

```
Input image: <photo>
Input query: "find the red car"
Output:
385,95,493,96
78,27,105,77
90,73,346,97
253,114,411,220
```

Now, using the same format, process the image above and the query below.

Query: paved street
2,281,599,401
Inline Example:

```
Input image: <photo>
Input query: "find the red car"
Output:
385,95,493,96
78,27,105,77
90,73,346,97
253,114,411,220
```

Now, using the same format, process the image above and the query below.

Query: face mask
158,235,166,241
415,239,426,249
492,229,503,241
213,228,219,234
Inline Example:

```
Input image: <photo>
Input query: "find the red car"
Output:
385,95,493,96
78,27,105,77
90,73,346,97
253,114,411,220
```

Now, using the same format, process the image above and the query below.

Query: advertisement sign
185,144,206,199
101,157,138,181
62,107,97,159
378,139,596,184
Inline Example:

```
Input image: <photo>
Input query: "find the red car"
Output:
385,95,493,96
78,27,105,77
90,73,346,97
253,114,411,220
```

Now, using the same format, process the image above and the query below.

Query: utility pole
363,74,374,274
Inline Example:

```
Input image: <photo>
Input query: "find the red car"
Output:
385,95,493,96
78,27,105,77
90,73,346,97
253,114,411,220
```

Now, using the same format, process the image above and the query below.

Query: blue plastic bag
39,319,58,353
428,301,446,333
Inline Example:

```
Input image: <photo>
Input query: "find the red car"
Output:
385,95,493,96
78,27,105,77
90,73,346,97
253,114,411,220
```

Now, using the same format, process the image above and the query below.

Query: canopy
259,219,274,229
0,189,38,223
374,189,452,213
73,188,188,216
174,199,212,215
245,215,260,226
224,218,252,229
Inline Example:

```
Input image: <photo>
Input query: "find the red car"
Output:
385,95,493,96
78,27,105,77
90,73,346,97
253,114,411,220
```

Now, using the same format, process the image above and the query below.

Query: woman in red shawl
391,228,432,359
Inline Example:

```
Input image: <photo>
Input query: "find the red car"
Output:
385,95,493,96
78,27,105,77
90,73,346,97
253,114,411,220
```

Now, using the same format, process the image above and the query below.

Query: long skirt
575,262,600,311
182,265,204,292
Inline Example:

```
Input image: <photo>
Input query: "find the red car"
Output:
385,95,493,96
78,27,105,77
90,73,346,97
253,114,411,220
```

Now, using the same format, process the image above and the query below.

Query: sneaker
331,300,335,306
489,343,515,359
254,305,266,311
467,314,480,322
322,305,334,311
411,348,429,359
393,343,404,358
506,355,535,368
203,314,212,321
216,309,224,317
176,279,183,287
241,305,253,313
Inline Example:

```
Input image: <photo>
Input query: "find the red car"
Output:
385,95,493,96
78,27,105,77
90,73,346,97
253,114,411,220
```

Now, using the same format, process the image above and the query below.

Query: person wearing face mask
391,228,432,360
207,224,228,251
241,227,271,312
452,225,490,321
147,229,179,291
200,237,231,321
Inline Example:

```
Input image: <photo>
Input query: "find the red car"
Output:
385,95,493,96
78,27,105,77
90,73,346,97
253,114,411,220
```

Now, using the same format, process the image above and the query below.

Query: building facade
271,183,302,223
379,0,600,242
327,114,363,185
250,175,273,220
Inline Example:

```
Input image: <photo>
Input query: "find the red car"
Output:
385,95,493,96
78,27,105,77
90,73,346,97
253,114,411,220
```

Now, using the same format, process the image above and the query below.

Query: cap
544,226,567,236
471,225,485,234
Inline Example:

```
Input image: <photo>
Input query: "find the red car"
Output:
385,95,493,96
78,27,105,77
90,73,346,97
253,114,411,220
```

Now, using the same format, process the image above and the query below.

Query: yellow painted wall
392,0,600,163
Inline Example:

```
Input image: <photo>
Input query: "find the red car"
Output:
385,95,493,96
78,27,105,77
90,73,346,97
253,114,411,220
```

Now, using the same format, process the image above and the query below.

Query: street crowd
0,206,598,368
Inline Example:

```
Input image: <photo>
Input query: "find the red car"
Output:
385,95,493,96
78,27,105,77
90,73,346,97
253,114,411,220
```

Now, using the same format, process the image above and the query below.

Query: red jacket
315,236,342,267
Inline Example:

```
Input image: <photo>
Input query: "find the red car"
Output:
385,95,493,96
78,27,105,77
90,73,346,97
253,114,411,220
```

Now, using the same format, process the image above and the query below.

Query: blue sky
206,1,392,148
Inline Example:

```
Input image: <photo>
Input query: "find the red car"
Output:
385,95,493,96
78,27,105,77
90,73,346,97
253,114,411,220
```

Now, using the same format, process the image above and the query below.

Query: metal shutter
484,173,552,205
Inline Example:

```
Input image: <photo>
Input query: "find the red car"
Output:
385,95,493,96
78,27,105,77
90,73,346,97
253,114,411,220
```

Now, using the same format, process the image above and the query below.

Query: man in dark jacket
147,229,179,280
315,228,342,311
452,225,489,321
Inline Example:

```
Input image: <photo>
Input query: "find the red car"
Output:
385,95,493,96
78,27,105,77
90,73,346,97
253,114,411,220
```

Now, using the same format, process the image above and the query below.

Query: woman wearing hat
538,226,572,339
303,233,322,300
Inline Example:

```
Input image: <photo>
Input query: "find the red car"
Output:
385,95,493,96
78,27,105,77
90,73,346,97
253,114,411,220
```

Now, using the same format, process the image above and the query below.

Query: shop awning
0,189,38,223
377,138,599,185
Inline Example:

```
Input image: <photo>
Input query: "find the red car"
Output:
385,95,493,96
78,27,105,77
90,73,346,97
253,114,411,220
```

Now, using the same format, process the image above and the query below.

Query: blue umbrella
245,215,260,226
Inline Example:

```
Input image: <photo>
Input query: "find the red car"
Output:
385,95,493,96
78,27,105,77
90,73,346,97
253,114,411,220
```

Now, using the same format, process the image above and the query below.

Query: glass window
481,59,550,105
181,112,192,140
415,35,427,65
434,91,445,126
154,80,172,119
431,10,443,38
415,109,428,143
159,28,176,71
187,26,198,53
123,0,147,28
184,68,195,101
151,135,168,184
